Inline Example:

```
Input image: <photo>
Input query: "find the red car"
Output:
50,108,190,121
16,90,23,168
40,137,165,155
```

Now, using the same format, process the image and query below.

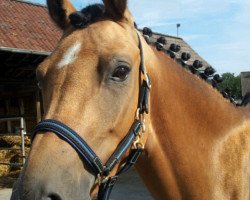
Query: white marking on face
57,42,82,69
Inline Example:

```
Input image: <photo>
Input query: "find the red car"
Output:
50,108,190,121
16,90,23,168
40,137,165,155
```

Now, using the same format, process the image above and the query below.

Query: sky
30,0,250,75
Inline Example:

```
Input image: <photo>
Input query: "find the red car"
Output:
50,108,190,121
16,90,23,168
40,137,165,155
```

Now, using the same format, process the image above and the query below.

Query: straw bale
0,135,30,177
0,135,30,147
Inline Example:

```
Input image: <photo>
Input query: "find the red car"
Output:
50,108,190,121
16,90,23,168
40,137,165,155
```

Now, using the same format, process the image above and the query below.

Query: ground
0,168,152,200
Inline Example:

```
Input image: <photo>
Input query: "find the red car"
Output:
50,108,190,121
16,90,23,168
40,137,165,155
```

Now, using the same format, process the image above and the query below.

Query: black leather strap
98,176,118,200
139,80,151,114
32,119,104,174
97,147,144,200
117,147,144,175
32,119,142,178
103,120,142,176
138,32,146,74
137,32,151,114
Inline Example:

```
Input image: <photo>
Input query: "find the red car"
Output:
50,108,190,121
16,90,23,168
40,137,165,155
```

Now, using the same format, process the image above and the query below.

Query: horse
11,0,250,199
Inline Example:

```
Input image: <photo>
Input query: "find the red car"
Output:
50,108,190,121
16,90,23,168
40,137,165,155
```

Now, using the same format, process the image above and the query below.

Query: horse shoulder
212,120,250,200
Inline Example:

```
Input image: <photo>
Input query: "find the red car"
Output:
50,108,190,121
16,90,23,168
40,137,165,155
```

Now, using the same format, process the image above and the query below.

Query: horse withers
11,0,250,199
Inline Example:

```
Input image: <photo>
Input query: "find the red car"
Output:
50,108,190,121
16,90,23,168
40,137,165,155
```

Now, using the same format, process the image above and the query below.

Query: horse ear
47,0,76,30
103,0,132,22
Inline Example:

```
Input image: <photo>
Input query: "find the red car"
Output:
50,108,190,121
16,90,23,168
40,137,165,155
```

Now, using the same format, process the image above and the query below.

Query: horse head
11,0,151,199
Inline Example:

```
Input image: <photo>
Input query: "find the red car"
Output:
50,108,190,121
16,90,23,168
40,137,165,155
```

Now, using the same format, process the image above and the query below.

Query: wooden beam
0,47,51,56
35,90,42,122
0,78,36,85
5,100,11,133
0,89,36,100
16,54,31,65
19,98,25,116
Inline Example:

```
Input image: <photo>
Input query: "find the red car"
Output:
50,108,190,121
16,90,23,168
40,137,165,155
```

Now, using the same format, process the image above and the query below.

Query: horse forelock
69,4,105,29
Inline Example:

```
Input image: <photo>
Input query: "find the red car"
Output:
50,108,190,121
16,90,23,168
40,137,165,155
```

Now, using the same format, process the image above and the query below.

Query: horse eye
111,66,130,81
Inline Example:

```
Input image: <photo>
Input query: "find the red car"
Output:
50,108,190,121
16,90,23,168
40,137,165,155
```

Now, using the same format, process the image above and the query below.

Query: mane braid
67,8,239,106
141,27,239,106
69,4,105,28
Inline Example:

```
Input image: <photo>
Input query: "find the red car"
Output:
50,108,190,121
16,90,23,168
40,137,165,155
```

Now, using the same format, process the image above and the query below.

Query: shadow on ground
0,175,16,189
110,168,152,200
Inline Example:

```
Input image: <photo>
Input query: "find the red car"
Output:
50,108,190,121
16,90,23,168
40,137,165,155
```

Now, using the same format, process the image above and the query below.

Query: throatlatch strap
137,32,146,74
139,80,150,114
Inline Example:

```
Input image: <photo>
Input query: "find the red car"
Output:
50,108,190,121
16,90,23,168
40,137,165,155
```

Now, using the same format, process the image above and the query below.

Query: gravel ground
110,168,152,200
0,188,11,200
0,169,152,200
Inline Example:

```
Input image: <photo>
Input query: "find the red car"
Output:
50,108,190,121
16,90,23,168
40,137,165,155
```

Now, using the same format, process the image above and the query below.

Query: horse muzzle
10,169,94,200
10,131,95,200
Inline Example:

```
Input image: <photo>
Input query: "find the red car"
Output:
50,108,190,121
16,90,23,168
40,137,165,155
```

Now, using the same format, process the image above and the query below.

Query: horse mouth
47,193,62,200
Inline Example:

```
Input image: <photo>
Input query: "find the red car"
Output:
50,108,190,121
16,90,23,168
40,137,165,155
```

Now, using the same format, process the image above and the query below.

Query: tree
218,73,242,99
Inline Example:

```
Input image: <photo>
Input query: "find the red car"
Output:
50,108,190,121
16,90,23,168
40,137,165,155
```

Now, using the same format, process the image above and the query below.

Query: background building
0,0,212,135
241,72,250,97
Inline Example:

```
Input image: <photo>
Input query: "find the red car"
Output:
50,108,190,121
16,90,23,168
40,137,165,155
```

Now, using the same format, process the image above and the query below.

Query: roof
0,0,210,68
0,0,61,53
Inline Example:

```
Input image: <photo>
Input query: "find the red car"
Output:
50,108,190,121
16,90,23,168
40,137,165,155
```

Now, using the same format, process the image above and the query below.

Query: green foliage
218,73,242,99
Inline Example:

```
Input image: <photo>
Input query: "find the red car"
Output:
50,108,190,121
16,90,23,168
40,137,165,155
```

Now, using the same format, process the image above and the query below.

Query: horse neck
135,46,250,199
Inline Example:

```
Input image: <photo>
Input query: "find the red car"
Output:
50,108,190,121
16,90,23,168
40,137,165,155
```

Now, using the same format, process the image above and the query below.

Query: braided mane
141,27,239,105
69,4,105,28
69,4,238,105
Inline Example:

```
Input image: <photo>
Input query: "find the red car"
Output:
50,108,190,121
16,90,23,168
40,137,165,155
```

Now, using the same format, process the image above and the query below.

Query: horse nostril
48,193,62,200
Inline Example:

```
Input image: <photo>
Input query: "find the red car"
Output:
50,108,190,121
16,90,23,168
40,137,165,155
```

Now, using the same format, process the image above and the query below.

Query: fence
0,117,27,167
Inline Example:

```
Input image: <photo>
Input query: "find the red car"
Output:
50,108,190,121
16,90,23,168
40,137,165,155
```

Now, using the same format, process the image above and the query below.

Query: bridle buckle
136,108,146,132
133,135,144,150
144,73,151,89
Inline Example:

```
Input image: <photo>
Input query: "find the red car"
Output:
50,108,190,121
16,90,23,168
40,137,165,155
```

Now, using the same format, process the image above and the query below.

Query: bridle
31,32,151,200
32,32,150,200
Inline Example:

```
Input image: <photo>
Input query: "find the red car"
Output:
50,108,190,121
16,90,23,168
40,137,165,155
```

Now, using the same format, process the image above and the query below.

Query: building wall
241,72,250,96
0,94,37,134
